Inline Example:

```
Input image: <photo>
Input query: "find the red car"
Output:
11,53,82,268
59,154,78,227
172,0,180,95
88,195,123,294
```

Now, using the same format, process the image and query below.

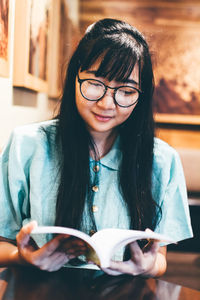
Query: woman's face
75,58,139,137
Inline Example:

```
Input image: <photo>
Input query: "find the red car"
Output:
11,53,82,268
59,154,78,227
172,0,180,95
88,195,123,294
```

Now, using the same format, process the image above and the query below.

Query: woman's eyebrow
84,70,139,86
123,78,139,86
85,70,96,75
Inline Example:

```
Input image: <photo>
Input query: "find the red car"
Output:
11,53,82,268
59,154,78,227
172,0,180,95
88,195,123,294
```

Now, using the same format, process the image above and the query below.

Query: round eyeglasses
77,75,142,108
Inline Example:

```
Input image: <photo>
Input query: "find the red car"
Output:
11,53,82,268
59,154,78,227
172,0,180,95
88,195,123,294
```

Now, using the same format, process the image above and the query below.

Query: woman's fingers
24,235,87,266
104,241,144,276
104,237,160,276
101,264,124,276
34,235,70,259
129,241,143,262
37,251,72,272
107,260,134,275
17,223,89,270
144,240,160,254
104,259,145,276
60,238,88,253
142,230,160,254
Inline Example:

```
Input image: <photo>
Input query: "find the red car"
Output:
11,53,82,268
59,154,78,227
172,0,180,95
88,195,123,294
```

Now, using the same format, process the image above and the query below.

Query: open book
32,226,173,268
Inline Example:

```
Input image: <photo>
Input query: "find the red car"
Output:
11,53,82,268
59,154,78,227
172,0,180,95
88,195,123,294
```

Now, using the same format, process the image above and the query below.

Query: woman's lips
93,113,113,122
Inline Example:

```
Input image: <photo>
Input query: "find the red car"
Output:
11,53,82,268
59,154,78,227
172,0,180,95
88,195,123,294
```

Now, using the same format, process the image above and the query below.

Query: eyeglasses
77,75,142,108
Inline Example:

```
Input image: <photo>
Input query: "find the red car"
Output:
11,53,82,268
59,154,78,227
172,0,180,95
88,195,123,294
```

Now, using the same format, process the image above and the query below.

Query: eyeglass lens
80,79,139,107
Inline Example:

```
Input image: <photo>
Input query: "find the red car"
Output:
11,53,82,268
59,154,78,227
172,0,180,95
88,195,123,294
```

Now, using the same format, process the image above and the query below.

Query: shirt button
93,165,99,172
92,205,98,212
92,185,99,192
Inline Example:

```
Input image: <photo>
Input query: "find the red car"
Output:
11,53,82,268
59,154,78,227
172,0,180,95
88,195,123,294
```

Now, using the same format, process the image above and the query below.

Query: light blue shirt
0,120,193,262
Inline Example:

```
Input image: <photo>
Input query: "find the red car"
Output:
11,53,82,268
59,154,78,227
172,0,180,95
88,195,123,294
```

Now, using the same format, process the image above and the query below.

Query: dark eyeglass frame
77,75,142,108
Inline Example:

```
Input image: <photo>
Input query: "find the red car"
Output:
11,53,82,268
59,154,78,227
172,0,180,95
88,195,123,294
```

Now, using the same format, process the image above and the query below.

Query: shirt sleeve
0,128,36,239
153,139,193,244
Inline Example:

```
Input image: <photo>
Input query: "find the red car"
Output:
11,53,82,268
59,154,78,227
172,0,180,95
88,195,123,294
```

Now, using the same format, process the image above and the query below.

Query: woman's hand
16,221,88,272
102,229,167,277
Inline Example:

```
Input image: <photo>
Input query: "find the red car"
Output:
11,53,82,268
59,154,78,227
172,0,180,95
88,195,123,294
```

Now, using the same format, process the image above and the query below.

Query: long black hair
55,18,161,231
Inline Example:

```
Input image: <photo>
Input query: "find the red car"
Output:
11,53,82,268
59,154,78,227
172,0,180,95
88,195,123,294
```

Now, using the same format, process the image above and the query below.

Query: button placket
89,161,100,236
92,162,100,193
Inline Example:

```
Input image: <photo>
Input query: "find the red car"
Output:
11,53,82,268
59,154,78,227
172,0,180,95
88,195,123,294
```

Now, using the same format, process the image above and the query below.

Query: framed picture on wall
52,0,80,99
47,0,61,98
13,0,60,93
48,0,79,98
151,20,200,125
0,0,11,77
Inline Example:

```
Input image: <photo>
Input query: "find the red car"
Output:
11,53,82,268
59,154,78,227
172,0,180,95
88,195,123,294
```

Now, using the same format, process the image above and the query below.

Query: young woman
0,18,193,277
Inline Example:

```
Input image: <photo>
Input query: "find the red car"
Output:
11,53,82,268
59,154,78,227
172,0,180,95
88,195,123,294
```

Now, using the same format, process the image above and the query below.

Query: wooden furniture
0,266,200,300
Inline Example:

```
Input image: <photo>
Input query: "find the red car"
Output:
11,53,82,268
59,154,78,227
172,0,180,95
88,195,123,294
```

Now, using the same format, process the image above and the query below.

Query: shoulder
153,137,180,169
1,119,58,163
12,119,58,139
152,137,183,186
11,119,58,147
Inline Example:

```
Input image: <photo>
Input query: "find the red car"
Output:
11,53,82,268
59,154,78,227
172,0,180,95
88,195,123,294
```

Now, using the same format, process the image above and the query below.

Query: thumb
145,228,153,234
143,228,160,253
16,221,38,248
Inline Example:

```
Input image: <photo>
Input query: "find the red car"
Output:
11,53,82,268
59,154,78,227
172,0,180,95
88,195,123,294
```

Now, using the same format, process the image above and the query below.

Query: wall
0,1,57,150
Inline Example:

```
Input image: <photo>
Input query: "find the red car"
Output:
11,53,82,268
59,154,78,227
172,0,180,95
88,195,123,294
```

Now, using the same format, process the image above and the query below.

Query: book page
91,229,174,268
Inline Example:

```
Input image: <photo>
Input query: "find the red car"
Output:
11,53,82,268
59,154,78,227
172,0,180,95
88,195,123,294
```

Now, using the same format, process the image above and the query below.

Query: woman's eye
119,88,137,96
123,91,133,95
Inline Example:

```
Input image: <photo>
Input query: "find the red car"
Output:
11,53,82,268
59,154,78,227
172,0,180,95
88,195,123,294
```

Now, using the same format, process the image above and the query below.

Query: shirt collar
89,136,122,171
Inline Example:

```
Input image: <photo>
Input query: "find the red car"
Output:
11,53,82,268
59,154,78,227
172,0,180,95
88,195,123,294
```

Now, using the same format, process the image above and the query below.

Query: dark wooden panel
79,1,200,34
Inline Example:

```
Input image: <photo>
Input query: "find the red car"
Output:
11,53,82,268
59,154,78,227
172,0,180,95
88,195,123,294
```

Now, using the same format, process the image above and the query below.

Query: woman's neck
89,129,118,159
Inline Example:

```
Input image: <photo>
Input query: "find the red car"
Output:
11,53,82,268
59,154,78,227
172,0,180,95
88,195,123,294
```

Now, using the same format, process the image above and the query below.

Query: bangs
80,36,141,83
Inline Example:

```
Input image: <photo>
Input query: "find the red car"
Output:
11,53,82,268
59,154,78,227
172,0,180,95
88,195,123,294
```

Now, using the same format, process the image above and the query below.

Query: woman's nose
96,89,116,110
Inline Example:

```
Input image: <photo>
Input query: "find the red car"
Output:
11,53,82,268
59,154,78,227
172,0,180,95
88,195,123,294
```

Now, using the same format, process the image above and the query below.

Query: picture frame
48,0,80,99
0,0,11,77
13,0,60,93
151,23,200,125
47,0,61,98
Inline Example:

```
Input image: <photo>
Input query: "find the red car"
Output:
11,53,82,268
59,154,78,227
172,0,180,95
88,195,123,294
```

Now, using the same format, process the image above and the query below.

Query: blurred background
0,0,199,290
